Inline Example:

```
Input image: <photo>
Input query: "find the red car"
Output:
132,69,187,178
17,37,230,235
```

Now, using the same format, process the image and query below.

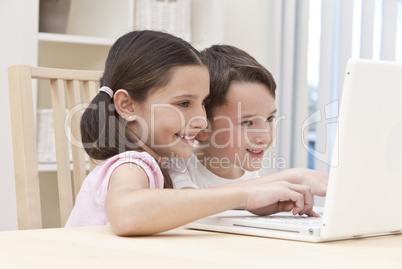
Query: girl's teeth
180,135,195,140
248,149,262,154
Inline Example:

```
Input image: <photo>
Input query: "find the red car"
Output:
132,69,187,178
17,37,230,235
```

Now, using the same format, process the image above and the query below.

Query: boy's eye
178,101,190,108
266,115,276,122
241,120,253,126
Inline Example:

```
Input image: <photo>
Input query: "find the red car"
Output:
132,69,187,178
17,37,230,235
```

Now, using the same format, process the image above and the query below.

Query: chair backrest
8,65,103,229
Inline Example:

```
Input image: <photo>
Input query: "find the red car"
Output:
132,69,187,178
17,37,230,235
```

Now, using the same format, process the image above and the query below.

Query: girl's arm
219,168,329,197
106,163,315,236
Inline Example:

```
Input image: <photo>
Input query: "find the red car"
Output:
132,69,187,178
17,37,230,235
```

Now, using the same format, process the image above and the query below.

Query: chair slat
8,65,42,229
31,66,102,81
66,80,87,197
83,80,98,103
9,65,102,229
50,78,74,226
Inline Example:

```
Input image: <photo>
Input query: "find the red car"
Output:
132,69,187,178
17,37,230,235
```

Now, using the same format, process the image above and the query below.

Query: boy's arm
106,163,315,236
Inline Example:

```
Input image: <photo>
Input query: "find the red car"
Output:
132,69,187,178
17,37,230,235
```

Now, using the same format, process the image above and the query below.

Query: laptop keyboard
249,215,322,226
245,211,323,227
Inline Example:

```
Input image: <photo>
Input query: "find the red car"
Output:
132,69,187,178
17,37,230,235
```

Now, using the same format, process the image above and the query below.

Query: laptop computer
185,59,402,242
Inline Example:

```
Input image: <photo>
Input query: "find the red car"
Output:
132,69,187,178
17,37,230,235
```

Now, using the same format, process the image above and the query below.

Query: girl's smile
176,133,197,144
130,65,209,159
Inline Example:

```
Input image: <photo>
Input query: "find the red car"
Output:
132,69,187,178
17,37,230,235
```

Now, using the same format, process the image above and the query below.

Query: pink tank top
65,151,164,227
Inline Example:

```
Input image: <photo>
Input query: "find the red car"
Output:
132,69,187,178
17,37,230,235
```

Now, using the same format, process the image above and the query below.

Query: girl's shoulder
113,151,159,167
95,151,164,189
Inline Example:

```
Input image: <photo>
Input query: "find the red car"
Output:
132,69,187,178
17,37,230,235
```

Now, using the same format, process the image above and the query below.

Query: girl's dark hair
81,30,203,188
200,44,276,120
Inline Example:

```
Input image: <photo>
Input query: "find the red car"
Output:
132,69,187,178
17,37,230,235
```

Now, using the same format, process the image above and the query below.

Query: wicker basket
135,0,192,42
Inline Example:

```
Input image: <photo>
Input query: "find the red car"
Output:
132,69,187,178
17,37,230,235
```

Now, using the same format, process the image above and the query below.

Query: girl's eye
241,120,253,127
266,115,276,123
178,101,190,108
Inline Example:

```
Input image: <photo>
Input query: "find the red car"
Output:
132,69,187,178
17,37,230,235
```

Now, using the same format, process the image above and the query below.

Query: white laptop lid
186,59,402,242
320,59,402,240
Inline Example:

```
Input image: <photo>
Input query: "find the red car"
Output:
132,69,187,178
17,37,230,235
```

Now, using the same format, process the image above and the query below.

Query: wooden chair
8,65,103,229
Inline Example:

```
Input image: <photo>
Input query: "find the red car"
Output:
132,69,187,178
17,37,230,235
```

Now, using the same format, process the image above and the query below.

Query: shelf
38,162,90,173
38,32,114,46
38,163,59,172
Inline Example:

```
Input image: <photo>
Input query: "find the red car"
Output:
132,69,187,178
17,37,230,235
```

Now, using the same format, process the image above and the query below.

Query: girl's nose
189,115,208,130
189,105,208,130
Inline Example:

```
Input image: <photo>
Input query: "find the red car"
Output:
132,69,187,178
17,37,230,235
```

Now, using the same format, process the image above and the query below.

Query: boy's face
198,81,276,178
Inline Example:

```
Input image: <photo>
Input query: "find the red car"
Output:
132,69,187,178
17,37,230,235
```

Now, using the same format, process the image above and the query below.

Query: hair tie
99,86,114,99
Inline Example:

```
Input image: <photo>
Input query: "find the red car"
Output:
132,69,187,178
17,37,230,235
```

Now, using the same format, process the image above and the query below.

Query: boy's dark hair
81,30,203,188
200,45,276,120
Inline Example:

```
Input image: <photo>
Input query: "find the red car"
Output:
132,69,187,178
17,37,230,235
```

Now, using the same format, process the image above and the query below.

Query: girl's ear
114,89,137,122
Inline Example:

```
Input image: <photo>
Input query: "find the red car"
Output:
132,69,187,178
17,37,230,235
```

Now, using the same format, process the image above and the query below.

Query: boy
168,45,327,198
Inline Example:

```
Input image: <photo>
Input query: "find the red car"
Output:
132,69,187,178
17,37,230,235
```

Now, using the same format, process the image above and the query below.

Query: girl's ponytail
81,90,124,160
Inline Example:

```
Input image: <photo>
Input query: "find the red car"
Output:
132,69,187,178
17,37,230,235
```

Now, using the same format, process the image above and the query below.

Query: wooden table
0,226,401,268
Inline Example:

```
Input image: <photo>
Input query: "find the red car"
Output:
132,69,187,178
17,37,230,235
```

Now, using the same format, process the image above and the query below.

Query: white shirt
168,154,260,189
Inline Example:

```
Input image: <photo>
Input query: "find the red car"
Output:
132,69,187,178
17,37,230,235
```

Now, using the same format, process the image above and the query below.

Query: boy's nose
253,128,271,145
250,120,273,146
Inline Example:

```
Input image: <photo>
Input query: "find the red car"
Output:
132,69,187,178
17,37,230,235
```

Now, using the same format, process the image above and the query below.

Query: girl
66,30,316,236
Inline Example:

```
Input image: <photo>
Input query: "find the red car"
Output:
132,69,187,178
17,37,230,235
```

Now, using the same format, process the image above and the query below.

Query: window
306,0,402,170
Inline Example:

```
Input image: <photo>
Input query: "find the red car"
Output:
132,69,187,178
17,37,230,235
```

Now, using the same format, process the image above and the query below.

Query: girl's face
131,65,210,159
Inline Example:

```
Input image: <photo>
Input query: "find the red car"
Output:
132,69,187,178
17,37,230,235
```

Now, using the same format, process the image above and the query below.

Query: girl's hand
227,168,329,198
289,168,329,197
241,181,319,217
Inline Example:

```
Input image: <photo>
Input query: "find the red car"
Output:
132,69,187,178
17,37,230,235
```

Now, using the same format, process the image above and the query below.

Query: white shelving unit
38,163,90,173
36,0,138,172
38,33,114,46
36,0,201,173
38,0,135,69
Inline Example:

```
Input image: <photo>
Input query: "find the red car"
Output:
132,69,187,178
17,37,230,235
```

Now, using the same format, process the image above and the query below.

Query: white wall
191,0,225,50
0,0,39,230
192,0,275,74
223,0,272,69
